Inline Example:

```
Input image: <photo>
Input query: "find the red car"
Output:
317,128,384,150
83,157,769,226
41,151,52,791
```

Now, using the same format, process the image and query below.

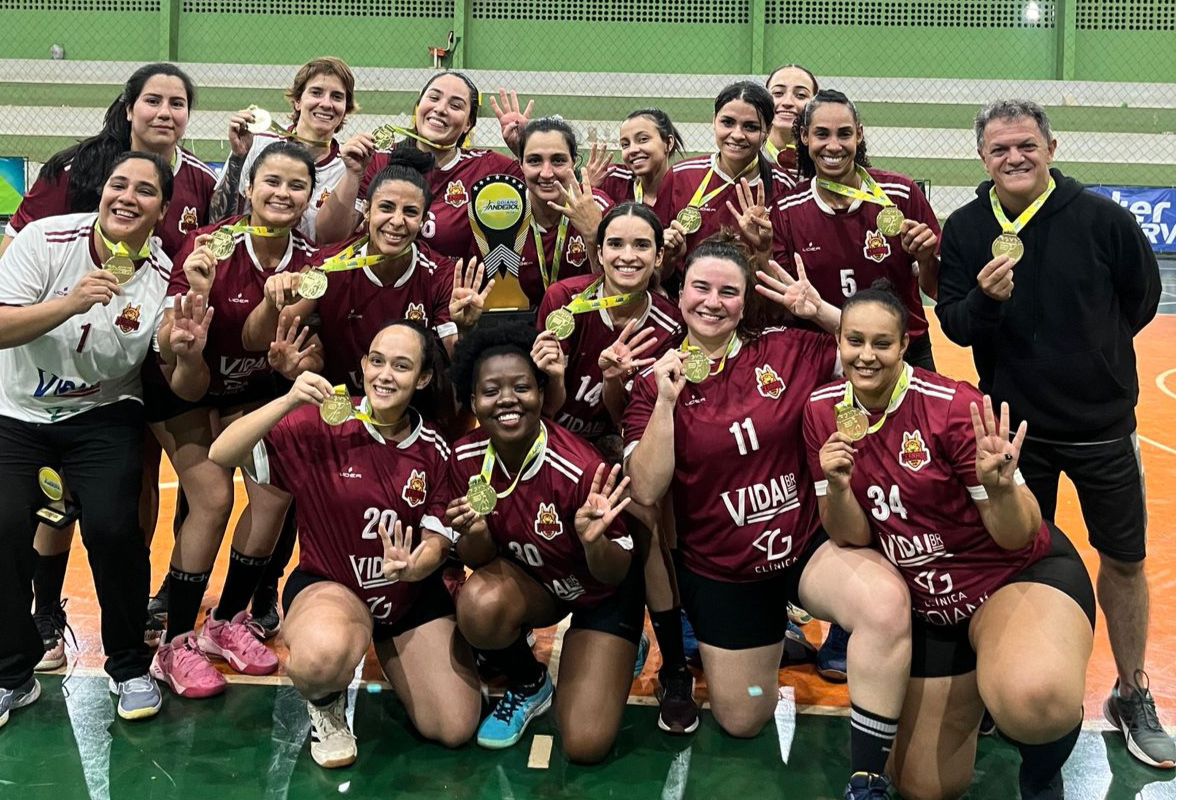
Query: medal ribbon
94,220,151,261
679,333,739,379
477,424,548,501
375,124,457,151
217,217,290,240
563,278,644,316
533,207,570,289
633,178,644,203
685,157,760,211
315,237,394,275
816,166,896,209
329,386,404,427
835,364,912,436
989,177,1056,235
765,140,796,162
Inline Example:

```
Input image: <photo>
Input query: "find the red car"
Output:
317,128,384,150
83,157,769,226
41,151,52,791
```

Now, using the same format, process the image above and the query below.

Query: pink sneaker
198,611,279,676
151,632,227,698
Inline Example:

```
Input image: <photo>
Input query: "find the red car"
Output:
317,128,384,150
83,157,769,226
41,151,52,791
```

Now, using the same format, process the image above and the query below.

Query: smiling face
713,99,766,172
367,179,426,258
126,73,190,153
98,158,168,246
679,256,746,346
838,301,908,405
415,74,474,147
471,352,544,446
767,67,816,140
619,115,671,179
979,115,1057,207
801,101,862,184
246,154,312,229
522,130,575,204
360,325,430,418
292,72,348,139
599,212,662,294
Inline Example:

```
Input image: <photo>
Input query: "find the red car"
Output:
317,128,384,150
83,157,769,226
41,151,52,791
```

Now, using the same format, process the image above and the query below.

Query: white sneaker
307,692,357,768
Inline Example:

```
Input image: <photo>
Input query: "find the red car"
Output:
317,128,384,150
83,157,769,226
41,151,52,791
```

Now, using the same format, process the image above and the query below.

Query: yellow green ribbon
477,424,548,502
93,220,150,260
989,177,1057,235
816,166,896,209
834,364,912,436
680,333,738,379
685,157,760,212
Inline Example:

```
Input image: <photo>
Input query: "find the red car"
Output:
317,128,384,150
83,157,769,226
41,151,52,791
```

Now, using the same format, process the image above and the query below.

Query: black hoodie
936,168,1161,442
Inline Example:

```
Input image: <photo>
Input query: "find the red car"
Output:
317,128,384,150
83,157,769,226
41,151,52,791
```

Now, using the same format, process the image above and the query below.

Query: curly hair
449,321,548,408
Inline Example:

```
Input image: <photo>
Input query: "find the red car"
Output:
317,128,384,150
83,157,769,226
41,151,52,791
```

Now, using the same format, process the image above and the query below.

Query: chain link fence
0,0,1175,219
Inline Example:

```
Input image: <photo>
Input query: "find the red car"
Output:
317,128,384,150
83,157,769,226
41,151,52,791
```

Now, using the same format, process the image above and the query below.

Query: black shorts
556,564,645,645
903,332,936,371
1018,433,1147,562
282,567,456,643
675,529,828,650
910,524,1096,678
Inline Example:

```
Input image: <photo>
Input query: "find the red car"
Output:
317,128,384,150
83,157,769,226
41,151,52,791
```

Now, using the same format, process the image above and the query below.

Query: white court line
1138,434,1176,455
1156,368,1177,400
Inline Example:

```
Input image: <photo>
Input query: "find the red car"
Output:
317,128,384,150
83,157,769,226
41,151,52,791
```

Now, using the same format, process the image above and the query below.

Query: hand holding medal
651,349,687,404
239,105,328,147
899,219,939,263
94,220,149,287
531,330,567,383
284,370,336,410
818,429,858,492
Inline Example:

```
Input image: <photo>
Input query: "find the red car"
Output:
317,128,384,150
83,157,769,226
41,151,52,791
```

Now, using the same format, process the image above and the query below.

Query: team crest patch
406,302,427,322
535,502,564,541
115,303,142,334
899,430,931,472
402,469,427,507
444,180,468,208
177,205,198,234
565,234,587,267
755,364,786,399
863,228,891,263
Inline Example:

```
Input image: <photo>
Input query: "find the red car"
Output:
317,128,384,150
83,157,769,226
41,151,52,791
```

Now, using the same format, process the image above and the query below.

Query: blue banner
1086,185,1176,255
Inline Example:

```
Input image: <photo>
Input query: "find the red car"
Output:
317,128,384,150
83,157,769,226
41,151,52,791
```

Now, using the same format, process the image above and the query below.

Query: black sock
311,692,341,707
33,551,71,615
485,639,545,690
165,567,211,641
650,607,687,675
850,703,899,776
1017,717,1082,795
215,548,272,621
259,503,297,590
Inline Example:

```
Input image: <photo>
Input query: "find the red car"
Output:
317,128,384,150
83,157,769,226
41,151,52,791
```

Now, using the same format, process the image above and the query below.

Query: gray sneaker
1103,670,1175,769
0,676,42,728
108,673,162,721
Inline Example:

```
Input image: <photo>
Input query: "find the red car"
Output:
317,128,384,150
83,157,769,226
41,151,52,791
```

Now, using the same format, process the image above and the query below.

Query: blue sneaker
844,771,891,799
781,621,818,667
681,610,701,667
476,672,554,749
817,623,850,683
633,632,650,679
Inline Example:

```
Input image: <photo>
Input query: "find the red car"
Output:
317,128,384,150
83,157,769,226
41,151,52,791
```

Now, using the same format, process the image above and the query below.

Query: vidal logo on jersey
863,229,892,263
402,469,427,507
535,502,564,541
899,430,931,472
755,364,786,399
720,472,799,527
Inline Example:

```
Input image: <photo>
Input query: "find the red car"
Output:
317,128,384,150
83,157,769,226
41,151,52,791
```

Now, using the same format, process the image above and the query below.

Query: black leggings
0,401,151,686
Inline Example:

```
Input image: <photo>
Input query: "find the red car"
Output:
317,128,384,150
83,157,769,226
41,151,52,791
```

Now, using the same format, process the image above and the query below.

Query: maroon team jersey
449,421,634,608
536,275,683,440
312,237,457,390
802,366,1051,625
357,148,522,260
655,154,796,255
623,327,836,582
7,147,216,260
167,217,317,399
770,169,939,339
256,404,453,624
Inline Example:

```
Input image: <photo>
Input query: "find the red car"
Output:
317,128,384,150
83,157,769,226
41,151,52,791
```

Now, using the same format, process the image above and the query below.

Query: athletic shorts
1018,434,1148,562
143,375,281,424
552,564,645,645
675,529,828,650
282,567,456,643
910,524,1096,678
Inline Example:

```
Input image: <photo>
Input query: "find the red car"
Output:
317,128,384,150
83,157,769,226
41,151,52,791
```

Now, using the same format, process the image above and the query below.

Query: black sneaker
979,709,997,736
34,600,74,671
147,576,169,622
817,623,850,683
1019,768,1064,800
656,668,700,734
143,610,165,647
844,771,891,800
250,582,281,640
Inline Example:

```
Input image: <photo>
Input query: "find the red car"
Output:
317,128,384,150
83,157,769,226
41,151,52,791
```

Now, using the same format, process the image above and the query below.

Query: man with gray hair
936,99,1172,778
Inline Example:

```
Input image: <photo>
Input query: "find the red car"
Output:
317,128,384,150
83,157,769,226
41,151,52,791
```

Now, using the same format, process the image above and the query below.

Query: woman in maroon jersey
209,320,480,769
623,235,913,799
148,141,319,700
767,89,941,370
803,283,1094,800
315,71,523,258
446,322,640,761
595,108,686,212
763,64,818,177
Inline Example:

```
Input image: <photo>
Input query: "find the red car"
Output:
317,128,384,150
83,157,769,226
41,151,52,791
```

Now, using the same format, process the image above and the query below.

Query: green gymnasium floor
0,675,1176,799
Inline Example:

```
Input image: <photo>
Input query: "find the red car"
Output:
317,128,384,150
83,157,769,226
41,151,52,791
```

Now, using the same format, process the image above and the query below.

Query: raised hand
168,291,214,356
284,369,335,408
227,109,257,157
450,257,494,329
574,463,633,544
663,219,688,261
267,314,318,378
755,254,823,319
67,270,120,314
549,169,601,242
970,396,1026,492
819,431,857,491
531,329,566,382
900,219,938,262
652,349,687,405
379,519,433,582
727,177,773,256
598,319,659,382
489,89,534,152
583,141,613,189
182,233,218,295
340,132,376,176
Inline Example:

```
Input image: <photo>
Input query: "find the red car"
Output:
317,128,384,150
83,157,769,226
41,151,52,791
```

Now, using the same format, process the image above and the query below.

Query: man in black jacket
937,99,1172,771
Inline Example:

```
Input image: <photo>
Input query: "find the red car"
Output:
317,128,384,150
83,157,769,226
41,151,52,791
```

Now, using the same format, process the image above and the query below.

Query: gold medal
466,478,498,516
103,255,136,285
298,269,329,300
246,105,273,135
208,228,237,261
876,206,905,237
991,233,1024,263
320,393,353,426
38,467,65,502
835,406,869,442
682,348,711,383
675,206,702,235
372,126,396,150
545,308,575,340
